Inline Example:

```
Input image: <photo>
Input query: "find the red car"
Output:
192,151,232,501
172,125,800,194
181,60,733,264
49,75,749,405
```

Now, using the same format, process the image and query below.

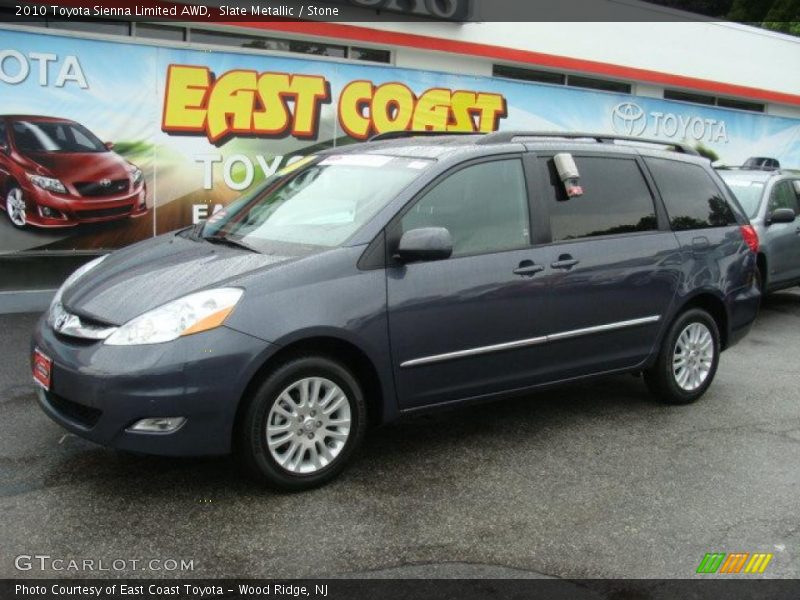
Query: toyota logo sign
612,102,647,136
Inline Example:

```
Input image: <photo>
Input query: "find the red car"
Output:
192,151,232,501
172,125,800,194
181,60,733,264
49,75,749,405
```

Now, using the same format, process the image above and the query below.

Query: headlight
28,173,67,194
49,254,108,314
130,166,143,186
104,288,243,346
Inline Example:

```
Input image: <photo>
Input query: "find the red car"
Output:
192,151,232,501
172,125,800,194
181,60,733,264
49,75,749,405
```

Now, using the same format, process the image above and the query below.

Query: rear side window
543,156,657,241
646,158,737,230
401,159,530,257
0,120,6,146
768,181,800,214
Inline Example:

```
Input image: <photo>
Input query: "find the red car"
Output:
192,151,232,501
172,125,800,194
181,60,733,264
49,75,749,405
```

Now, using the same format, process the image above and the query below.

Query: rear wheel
644,309,720,405
5,186,27,228
239,356,366,491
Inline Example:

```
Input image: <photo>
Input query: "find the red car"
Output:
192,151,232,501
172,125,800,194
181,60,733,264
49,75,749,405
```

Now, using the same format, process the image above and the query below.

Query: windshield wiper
203,235,260,253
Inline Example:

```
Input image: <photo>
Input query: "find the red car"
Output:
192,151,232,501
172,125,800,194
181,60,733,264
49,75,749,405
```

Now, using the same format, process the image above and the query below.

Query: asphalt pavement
1,292,799,579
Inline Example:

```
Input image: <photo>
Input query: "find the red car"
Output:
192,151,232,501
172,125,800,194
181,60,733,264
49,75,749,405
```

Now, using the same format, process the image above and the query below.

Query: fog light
38,205,66,219
127,417,186,433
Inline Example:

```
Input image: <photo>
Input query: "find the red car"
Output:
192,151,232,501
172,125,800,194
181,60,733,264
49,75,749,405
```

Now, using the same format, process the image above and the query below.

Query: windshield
719,176,765,218
12,120,107,154
201,154,432,250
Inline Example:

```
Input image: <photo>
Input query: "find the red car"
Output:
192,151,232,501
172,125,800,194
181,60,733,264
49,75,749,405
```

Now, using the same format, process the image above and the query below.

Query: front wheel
239,356,366,491
5,187,27,228
644,308,720,405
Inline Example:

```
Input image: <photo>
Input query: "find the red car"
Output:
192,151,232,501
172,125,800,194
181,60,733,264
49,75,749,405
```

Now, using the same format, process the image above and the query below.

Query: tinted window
544,156,657,241
768,181,800,213
646,158,737,230
350,47,391,63
11,120,106,153
136,24,185,41
0,120,7,147
401,159,530,257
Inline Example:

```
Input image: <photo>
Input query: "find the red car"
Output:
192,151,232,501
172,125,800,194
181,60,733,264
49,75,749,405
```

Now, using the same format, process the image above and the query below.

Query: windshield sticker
407,160,431,170
320,154,393,168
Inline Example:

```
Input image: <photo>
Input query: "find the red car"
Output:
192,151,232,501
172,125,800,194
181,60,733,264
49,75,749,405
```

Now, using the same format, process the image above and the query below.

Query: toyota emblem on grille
99,178,111,187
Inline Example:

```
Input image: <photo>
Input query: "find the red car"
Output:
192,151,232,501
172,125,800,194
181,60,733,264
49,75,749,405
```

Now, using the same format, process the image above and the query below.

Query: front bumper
21,182,147,228
32,315,273,456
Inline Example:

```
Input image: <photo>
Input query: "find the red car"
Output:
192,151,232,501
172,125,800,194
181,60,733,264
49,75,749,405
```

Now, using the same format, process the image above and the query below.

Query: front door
763,180,800,286
387,157,552,409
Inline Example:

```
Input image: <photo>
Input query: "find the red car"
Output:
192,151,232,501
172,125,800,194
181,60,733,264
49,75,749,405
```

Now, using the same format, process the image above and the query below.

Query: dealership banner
1,27,799,253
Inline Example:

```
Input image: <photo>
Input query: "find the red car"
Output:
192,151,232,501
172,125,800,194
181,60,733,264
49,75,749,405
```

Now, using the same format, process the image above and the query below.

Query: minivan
32,132,761,490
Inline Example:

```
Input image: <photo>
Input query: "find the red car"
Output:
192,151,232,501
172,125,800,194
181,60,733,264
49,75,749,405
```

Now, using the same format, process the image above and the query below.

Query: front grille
75,205,132,220
44,390,102,428
74,179,129,197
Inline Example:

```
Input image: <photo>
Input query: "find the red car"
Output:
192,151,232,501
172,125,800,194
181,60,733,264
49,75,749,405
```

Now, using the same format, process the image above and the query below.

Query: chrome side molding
400,315,661,368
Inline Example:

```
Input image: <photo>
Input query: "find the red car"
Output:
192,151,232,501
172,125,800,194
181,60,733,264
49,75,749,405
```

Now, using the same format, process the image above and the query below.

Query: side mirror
104,141,114,150
396,227,453,263
767,208,796,225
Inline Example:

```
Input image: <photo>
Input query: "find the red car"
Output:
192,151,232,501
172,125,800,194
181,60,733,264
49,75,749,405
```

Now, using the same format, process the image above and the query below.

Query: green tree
761,0,800,35
727,0,775,22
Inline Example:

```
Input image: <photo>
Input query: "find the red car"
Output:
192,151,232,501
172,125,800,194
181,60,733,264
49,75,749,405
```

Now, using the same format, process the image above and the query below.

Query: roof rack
368,130,482,142
475,131,700,155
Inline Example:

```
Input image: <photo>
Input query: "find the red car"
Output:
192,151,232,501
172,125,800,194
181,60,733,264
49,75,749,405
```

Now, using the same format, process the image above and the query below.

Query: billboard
1,27,799,254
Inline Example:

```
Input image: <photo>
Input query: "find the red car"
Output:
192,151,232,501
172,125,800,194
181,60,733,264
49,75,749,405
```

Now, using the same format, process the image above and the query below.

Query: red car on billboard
0,115,147,228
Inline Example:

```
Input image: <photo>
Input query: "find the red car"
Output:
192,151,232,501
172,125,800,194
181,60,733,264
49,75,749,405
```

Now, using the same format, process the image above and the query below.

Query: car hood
23,150,133,183
62,233,297,325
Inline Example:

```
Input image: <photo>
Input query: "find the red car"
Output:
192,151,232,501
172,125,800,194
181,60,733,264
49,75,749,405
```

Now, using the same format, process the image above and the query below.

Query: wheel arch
2,175,21,198
233,332,388,443
673,291,729,350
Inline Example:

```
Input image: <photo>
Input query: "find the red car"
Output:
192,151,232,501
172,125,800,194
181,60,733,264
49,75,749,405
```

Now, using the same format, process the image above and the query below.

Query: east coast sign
612,101,729,144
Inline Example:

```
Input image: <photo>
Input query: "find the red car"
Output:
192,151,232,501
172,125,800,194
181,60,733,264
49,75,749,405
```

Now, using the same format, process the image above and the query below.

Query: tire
5,186,28,228
239,356,366,491
644,308,720,405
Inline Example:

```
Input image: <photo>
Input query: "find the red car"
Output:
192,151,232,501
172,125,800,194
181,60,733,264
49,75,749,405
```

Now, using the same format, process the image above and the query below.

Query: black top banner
0,0,780,23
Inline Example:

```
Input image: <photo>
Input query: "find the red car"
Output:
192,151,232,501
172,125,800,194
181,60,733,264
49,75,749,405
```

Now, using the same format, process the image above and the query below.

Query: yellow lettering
206,70,257,143
338,80,373,139
162,65,210,132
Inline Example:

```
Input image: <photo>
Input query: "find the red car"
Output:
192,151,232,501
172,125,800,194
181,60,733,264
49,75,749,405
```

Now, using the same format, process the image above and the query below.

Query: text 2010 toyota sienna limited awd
32,132,761,490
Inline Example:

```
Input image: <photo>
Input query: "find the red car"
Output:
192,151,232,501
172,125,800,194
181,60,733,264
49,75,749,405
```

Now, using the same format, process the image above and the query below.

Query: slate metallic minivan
32,132,761,490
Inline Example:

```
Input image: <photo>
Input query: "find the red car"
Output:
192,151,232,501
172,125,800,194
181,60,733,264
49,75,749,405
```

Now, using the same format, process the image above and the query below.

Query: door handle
513,260,545,277
550,257,580,270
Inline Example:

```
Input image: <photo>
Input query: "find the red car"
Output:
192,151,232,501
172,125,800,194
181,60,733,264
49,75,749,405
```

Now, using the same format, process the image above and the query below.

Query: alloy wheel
672,322,714,391
6,188,26,226
266,376,352,474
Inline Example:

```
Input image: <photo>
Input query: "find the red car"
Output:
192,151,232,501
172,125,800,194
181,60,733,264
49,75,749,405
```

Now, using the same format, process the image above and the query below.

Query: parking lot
1,291,798,580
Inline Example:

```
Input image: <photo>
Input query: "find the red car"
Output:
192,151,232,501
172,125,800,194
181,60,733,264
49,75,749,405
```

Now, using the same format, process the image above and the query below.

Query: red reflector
740,224,759,253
